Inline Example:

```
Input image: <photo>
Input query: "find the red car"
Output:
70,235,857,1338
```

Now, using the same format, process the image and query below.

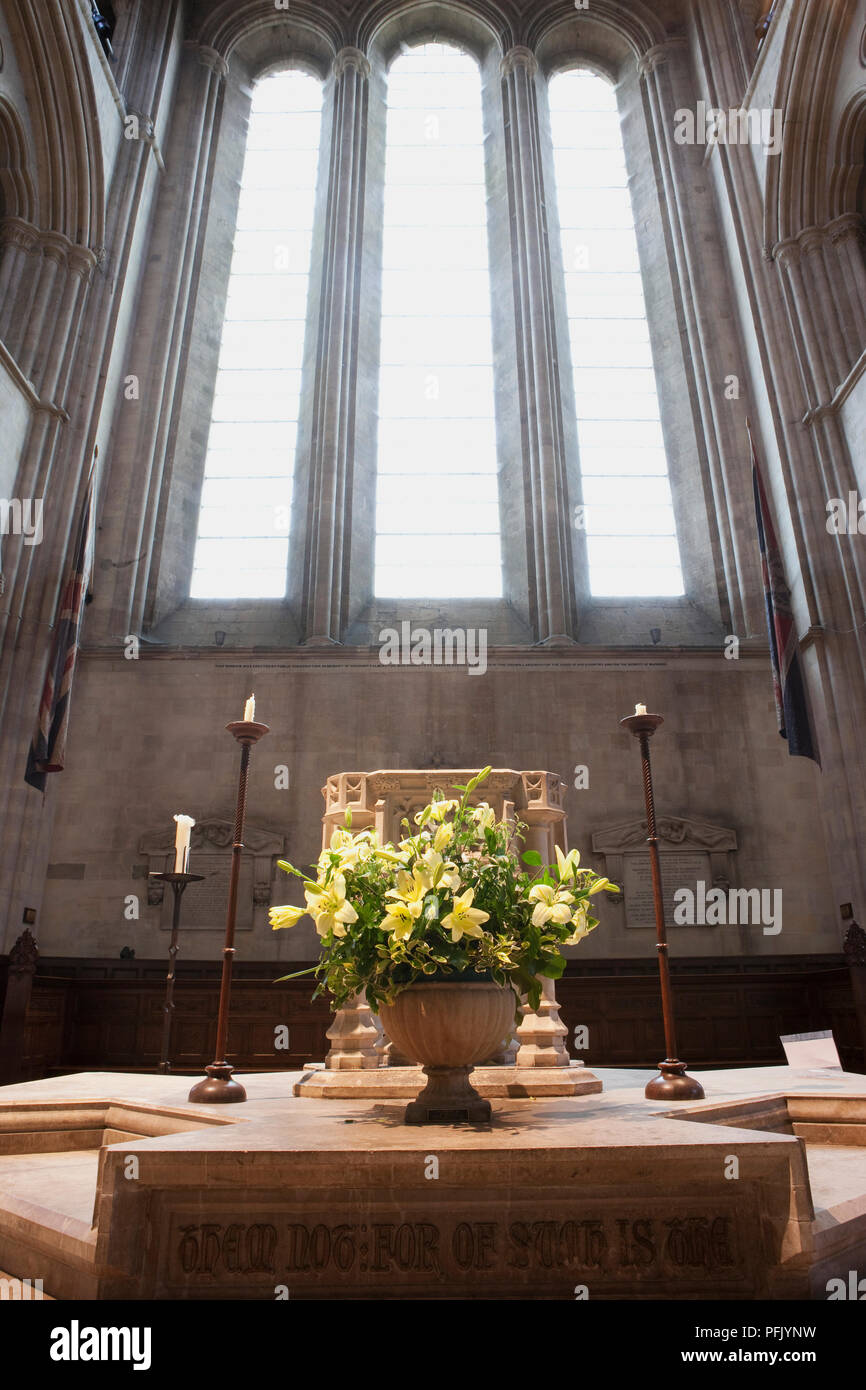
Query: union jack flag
750,426,819,765
25,454,96,792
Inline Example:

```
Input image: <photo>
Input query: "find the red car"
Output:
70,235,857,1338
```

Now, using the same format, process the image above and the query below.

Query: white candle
243,693,256,722
173,814,195,873
635,703,647,716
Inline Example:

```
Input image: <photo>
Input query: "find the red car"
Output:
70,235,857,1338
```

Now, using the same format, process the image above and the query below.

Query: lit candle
635,703,648,716
173,814,195,873
243,694,256,723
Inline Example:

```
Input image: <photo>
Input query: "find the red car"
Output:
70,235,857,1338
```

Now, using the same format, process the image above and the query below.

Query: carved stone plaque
182,853,255,932
138,819,285,935
623,851,713,930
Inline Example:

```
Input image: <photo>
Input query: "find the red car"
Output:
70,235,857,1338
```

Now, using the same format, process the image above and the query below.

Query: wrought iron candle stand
188,718,270,1104
148,870,204,1073
620,710,705,1101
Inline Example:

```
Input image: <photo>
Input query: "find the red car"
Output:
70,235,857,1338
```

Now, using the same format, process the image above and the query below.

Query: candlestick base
188,1063,247,1104
645,1059,705,1102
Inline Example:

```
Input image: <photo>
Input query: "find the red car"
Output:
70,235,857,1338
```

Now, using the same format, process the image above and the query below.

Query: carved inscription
173,1214,737,1282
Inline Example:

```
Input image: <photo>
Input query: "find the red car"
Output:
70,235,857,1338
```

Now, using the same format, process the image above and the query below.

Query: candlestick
619,709,705,1102
149,870,204,1072
173,814,195,873
243,694,255,723
188,716,270,1104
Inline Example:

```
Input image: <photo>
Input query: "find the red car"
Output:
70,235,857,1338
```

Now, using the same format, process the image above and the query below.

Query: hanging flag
25,451,97,792
749,425,820,765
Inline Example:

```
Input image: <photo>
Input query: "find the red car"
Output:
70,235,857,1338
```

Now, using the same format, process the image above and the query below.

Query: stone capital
0,215,40,255
333,47,371,81
827,211,866,248
501,46,538,80
636,35,687,80
67,245,99,282
193,43,229,78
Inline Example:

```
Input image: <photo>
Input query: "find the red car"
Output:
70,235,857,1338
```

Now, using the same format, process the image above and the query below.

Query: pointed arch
0,95,36,223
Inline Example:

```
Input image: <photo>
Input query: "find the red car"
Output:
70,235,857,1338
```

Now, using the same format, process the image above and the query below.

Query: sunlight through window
191,70,322,599
375,43,502,599
549,68,684,598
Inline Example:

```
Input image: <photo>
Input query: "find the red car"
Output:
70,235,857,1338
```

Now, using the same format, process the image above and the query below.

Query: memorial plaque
623,851,713,930
169,852,255,932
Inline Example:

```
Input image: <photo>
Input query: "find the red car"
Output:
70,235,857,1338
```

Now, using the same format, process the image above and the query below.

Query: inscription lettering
173,1214,737,1282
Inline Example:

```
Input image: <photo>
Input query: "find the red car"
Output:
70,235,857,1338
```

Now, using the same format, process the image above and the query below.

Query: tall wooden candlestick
620,710,705,1101
188,718,269,1104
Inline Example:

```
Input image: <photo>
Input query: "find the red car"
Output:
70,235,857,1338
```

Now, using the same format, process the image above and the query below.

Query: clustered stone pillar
500,47,577,646
107,41,229,641
300,48,371,646
513,773,572,1067
319,772,379,1070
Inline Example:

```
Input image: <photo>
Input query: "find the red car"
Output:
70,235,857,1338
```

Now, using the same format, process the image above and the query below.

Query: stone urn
379,979,517,1124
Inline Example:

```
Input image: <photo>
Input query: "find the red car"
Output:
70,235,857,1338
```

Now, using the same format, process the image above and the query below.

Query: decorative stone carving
515,977,570,1068
843,920,866,968
333,47,370,80
324,989,379,1070
592,817,738,930
500,46,537,79
8,928,38,975
139,820,285,931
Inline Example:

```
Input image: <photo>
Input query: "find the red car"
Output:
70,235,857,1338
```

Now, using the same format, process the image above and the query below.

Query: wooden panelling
0,955,861,1078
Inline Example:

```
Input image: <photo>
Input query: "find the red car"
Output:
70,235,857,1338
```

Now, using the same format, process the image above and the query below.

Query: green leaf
275,965,320,982
522,850,543,866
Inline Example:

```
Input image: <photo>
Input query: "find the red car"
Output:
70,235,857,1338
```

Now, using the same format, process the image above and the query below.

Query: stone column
300,48,370,645
500,47,577,645
515,978,570,1068
102,41,228,640
637,37,758,638
324,991,380,1070
320,768,380,1068
514,772,571,1066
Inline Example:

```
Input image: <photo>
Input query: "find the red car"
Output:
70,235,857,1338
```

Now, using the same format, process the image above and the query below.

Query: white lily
555,846,581,883
528,882,576,927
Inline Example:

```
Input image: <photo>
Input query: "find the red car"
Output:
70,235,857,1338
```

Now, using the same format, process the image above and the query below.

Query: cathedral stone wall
39,647,831,962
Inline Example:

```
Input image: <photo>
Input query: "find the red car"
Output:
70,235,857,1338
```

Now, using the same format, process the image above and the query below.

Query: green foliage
269,768,618,1013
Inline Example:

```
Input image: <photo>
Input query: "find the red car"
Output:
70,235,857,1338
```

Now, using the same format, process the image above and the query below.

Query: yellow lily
269,903,307,931
588,877,619,895
565,906,591,945
441,888,489,943
555,846,581,882
433,821,454,853
386,866,430,913
304,873,358,938
380,901,418,941
527,882,575,927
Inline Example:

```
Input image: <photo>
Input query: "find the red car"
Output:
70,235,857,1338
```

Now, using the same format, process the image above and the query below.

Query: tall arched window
549,68,684,598
375,42,502,598
191,69,323,598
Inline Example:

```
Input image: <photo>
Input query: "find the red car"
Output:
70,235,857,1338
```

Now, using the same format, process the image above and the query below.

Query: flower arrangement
270,767,619,1013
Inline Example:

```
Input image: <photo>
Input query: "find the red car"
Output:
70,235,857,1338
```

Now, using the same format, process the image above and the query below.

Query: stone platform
293,1061,602,1099
0,1066,864,1300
